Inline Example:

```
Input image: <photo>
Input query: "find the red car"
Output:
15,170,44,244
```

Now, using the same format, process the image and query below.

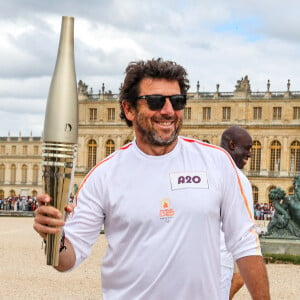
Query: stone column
98,135,104,161
281,136,289,176
260,136,269,176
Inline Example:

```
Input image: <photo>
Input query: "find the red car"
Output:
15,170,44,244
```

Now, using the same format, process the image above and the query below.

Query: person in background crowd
34,58,270,299
0,196,38,211
220,125,254,299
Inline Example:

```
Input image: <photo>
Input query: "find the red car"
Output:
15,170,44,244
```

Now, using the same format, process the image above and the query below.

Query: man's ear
229,140,235,150
122,100,135,122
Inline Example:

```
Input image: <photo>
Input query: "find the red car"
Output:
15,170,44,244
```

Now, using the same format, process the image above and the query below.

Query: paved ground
1,217,299,299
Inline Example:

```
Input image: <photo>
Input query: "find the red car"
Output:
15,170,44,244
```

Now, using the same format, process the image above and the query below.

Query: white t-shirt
220,168,254,269
64,137,261,300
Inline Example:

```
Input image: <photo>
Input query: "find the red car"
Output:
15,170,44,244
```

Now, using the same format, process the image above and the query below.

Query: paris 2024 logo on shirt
159,198,175,223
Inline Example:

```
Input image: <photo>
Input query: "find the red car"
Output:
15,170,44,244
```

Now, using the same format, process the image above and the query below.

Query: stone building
1,76,299,203
0,134,43,198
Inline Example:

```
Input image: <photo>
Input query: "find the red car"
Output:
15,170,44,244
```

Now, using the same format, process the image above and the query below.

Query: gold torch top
43,16,78,144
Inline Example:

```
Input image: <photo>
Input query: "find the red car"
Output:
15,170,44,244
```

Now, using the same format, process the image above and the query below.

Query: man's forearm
236,255,270,300
54,237,76,272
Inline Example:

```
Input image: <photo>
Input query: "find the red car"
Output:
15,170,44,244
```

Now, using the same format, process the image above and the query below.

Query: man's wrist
42,231,67,253
59,230,67,252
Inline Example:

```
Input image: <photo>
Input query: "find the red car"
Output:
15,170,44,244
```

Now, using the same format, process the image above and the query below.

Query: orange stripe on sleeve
181,137,254,221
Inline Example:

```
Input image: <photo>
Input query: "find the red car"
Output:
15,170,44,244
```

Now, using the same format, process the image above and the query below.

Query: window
89,108,97,121
9,190,16,197
11,164,16,184
105,139,115,156
250,141,261,172
222,107,231,121
108,108,115,121
270,141,281,171
34,145,39,155
87,139,97,168
123,139,132,146
253,107,262,120
0,164,5,183
273,107,282,120
23,145,28,155
12,145,16,154
269,185,277,198
252,186,259,204
32,165,39,185
290,141,300,175
184,107,191,120
203,107,211,121
0,190,4,199
293,107,300,120
21,164,28,184
288,186,295,196
0,145,5,154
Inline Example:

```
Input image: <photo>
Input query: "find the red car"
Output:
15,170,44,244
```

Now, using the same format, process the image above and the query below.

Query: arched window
0,164,5,183
0,190,4,199
32,165,39,184
250,141,261,172
268,185,277,201
123,139,132,146
252,185,259,204
290,141,300,175
288,186,295,196
11,164,16,184
32,190,38,197
9,190,16,197
270,141,281,172
202,139,210,144
87,139,97,168
106,139,115,157
21,164,28,184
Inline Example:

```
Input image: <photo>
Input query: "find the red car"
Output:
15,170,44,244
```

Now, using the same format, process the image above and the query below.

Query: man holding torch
34,58,270,299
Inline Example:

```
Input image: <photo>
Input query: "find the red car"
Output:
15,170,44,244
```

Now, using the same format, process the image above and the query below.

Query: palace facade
1,76,299,203
0,135,42,198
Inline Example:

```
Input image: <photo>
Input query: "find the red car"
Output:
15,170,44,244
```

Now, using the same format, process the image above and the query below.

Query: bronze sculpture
265,176,300,238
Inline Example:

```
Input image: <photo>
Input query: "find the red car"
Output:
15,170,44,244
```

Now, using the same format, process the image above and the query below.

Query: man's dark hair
119,58,190,127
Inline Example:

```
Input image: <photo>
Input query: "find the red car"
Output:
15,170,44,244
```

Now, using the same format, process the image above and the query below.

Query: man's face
123,78,183,155
231,134,252,169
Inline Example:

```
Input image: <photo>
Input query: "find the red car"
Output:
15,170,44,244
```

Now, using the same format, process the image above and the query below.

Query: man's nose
160,98,174,114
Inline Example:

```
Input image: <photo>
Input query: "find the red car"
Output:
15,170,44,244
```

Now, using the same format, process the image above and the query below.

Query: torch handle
43,142,77,266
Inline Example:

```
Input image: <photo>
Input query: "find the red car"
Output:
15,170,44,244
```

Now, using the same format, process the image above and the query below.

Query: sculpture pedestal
260,238,300,256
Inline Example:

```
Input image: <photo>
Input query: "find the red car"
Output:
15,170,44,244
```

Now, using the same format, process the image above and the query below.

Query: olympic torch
42,16,78,266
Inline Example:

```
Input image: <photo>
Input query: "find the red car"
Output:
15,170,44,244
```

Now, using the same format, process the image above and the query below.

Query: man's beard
135,113,182,146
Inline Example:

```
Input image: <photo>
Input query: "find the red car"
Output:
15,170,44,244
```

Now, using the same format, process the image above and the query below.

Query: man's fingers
36,194,51,206
35,212,64,226
64,203,76,213
33,221,61,240
33,213,64,239
34,205,62,219
33,205,65,239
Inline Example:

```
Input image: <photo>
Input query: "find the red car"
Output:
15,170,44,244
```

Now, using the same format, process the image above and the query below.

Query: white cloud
1,0,300,136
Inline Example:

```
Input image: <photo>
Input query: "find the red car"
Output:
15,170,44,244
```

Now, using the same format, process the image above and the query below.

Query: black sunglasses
136,94,187,111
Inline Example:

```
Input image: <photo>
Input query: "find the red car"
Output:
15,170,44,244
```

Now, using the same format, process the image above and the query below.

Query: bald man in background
220,125,255,299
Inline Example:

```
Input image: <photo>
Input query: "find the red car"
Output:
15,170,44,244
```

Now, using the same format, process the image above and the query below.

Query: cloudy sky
1,0,300,136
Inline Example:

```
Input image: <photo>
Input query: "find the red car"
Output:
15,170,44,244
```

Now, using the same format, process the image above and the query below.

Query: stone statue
234,75,251,93
78,80,88,94
267,79,270,92
265,176,300,238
